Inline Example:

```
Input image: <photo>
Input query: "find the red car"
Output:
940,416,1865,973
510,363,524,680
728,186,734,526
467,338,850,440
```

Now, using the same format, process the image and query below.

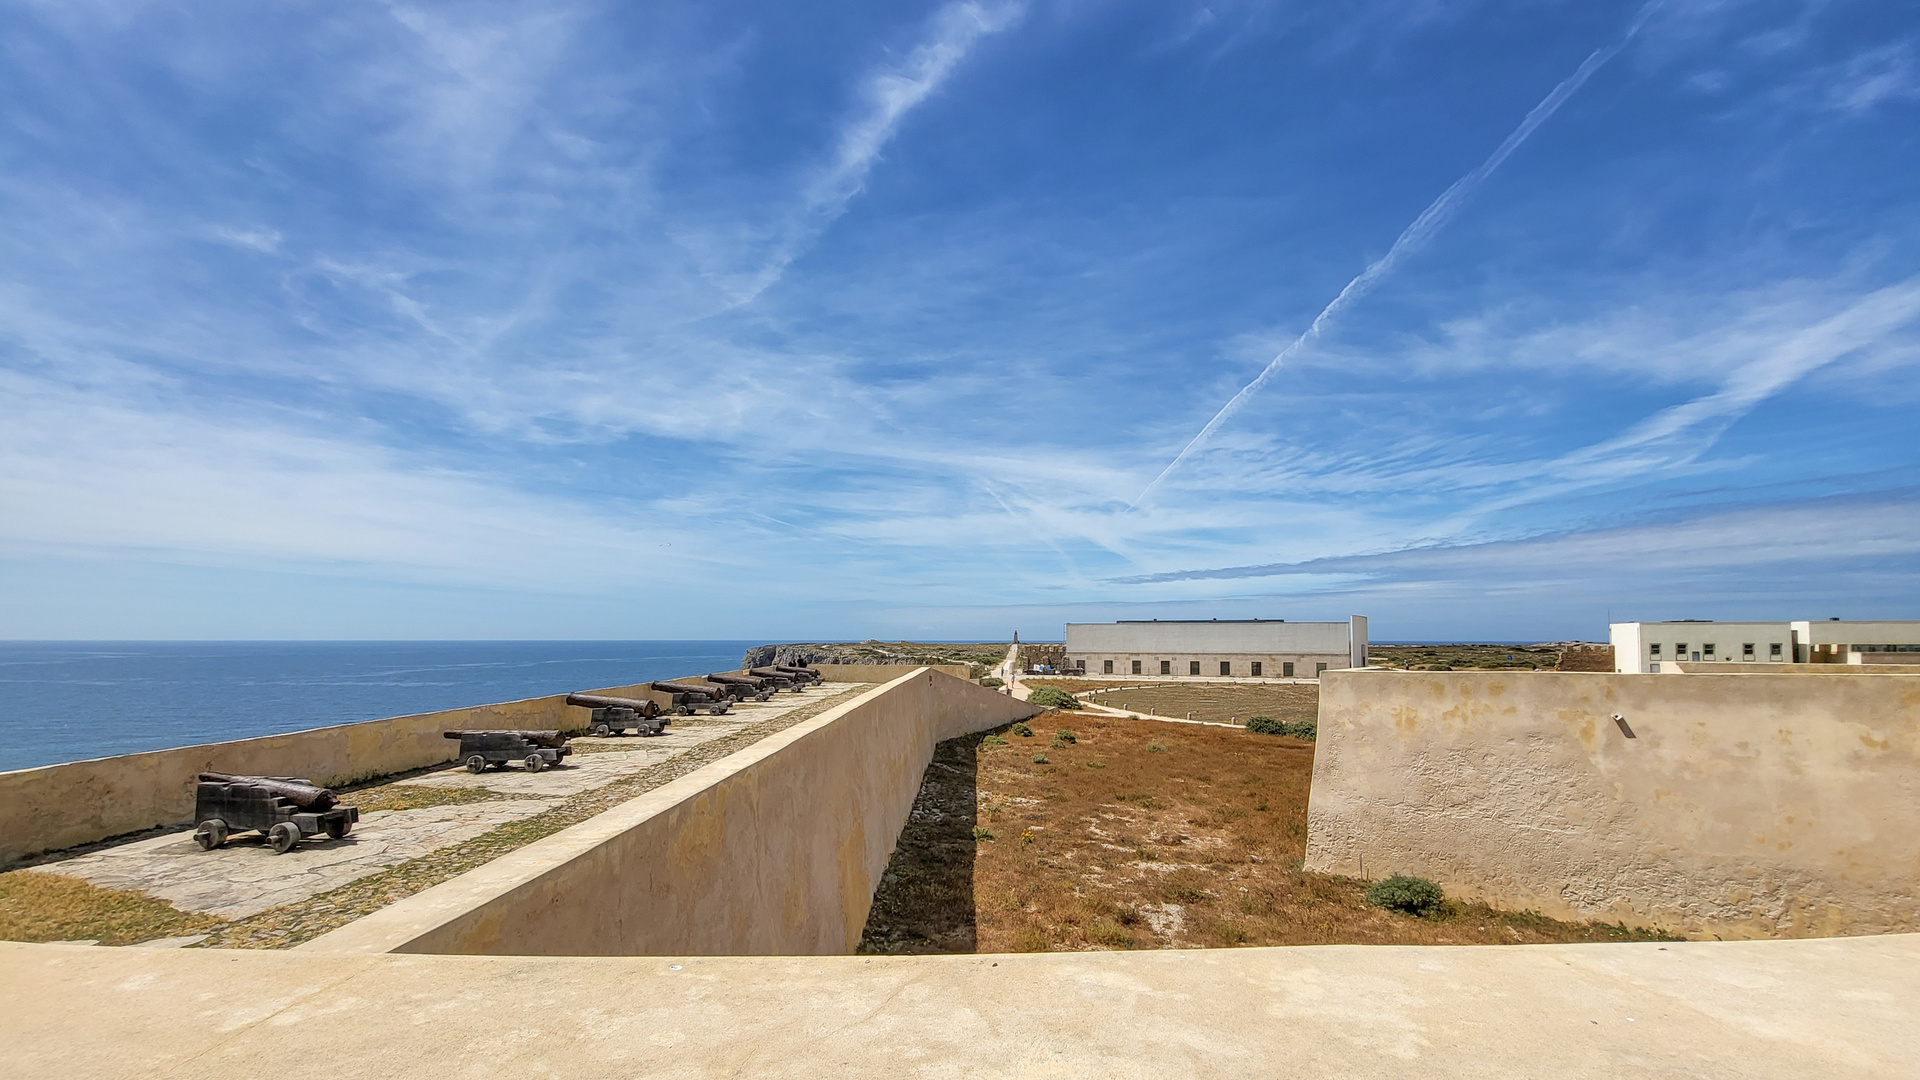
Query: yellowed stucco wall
0,681,655,867
303,668,1042,956
1304,670,1920,939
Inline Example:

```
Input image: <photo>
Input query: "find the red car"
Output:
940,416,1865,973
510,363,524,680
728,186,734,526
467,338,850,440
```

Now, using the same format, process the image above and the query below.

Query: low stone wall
0,682,653,867
812,662,971,682
1304,670,1920,938
302,668,1041,956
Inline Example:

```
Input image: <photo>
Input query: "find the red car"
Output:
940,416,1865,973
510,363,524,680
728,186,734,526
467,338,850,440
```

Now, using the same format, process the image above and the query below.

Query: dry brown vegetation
861,712,1676,953
1028,680,1319,726
1368,643,1569,670
0,871,217,945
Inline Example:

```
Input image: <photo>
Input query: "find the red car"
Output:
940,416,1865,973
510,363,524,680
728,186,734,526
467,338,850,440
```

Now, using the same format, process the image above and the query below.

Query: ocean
0,641,759,773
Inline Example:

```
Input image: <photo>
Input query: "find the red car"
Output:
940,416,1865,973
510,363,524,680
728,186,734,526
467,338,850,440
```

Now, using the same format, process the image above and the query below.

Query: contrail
1131,1,1665,508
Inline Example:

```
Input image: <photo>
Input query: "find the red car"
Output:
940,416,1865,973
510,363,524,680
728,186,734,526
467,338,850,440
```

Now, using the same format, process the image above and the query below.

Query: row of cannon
565,665,823,735
185,666,828,855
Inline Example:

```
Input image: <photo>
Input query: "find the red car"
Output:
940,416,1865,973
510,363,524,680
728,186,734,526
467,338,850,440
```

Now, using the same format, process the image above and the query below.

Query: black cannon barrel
747,667,797,684
774,666,822,681
198,772,337,811
567,692,653,711
443,729,568,748
705,673,768,687
653,679,720,699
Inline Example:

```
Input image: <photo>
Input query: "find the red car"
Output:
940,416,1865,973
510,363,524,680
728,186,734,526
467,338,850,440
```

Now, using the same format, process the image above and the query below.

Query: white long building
1063,617,1367,678
1610,619,1920,673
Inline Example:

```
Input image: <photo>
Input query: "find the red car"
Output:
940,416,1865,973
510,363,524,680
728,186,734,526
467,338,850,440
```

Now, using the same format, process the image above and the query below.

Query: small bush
980,677,1004,688
1031,753,1049,764
1085,760,1105,769
1053,728,1078,743
981,734,1009,747
1029,687,1081,710
972,825,996,842
1147,743,1167,753
1246,716,1316,741
1365,875,1445,917
1010,722,1033,737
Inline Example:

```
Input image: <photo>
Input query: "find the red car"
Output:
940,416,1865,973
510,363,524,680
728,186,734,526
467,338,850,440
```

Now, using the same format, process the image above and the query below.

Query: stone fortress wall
1305,669,1920,939
0,664,966,868
304,668,1039,956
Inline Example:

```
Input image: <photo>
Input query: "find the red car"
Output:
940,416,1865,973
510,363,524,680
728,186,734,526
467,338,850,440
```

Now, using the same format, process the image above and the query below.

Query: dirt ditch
860,712,1677,953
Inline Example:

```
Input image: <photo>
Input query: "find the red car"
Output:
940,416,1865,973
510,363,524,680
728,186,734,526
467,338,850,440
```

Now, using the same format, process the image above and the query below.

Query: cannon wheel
324,816,352,840
592,723,611,737
268,822,301,854
524,753,546,773
676,704,694,716
756,692,772,701
465,754,488,774
194,819,229,851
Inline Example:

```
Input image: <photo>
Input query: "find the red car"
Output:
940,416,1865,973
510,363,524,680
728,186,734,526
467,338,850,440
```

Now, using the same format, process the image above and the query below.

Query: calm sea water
0,641,758,772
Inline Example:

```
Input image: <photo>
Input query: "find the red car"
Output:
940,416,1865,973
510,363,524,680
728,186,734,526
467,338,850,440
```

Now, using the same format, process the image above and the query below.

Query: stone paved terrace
2,932,1914,1078
20,683,867,943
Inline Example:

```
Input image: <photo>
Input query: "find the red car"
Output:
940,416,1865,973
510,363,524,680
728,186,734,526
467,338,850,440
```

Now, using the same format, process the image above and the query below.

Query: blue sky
2,0,1916,642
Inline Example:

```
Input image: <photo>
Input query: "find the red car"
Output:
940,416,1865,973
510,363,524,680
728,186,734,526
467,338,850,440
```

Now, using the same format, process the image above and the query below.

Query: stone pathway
29,684,851,925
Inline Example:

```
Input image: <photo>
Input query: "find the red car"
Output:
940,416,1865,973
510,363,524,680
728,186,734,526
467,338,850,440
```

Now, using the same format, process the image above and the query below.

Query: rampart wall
0,680,649,866
303,668,1041,956
1305,670,1920,938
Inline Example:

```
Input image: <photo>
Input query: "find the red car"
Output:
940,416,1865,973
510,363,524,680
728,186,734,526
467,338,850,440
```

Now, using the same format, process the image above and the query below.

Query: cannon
774,665,823,686
748,667,804,691
565,693,668,736
444,730,572,773
704,673,774,701
192,772,359,854
652,680,733,715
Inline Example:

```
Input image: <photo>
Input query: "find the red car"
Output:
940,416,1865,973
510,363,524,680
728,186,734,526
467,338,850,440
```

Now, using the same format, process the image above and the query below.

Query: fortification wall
1305,670,1920,938
303,668,1041,956
0,681,654,867
811,663,970,682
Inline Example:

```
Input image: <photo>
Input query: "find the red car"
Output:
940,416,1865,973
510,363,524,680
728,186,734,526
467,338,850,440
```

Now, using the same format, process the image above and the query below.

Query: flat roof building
1064,616,1367,679
1610,619,1920,673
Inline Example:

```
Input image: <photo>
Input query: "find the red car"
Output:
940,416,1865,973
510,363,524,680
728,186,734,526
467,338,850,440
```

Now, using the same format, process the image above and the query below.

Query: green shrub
980,677,1004,688
1053,728,1077,743
1246,716,1316,741
1028,687,1081,710
1147,743,1167,753
1084,760,1105,769
1010,722,1033,737
1031,753,1048,764
981,734,1009,747
972,826,996,841
1365,875,1445,917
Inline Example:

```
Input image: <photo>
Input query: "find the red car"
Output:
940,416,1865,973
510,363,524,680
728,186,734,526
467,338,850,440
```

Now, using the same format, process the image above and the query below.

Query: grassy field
860,712,1677,953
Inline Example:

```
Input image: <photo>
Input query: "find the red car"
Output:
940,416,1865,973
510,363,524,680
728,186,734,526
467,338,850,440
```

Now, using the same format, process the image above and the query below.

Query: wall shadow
857,733,980,953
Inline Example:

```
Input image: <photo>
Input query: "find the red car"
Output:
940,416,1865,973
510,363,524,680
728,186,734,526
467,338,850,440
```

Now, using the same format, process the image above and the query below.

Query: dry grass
1368,643,1566,670
0,871,218,945
1055,681,1318,726
862,712,1678,953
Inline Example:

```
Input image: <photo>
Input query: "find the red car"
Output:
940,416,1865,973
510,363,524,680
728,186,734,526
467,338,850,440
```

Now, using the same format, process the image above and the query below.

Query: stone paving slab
32,799,553,920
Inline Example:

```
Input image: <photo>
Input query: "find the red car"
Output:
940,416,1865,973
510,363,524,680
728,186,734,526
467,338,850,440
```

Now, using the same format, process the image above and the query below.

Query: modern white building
1063,617,1367,679
1610,619,1920,673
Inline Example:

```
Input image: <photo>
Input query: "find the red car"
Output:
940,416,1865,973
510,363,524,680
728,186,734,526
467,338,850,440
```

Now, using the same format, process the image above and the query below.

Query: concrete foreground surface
4,934,1915,1079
